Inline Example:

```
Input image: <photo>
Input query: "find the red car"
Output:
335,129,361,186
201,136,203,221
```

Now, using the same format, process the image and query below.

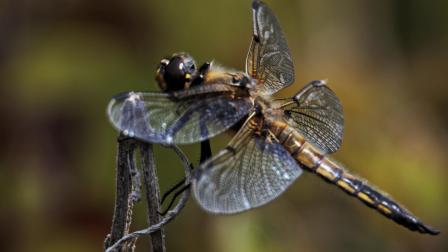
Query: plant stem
140,143,165,252
105,144,192,252
104,138,136,251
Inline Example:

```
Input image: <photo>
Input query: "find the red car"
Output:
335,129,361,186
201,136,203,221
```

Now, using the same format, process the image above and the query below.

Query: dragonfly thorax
254,95,282,118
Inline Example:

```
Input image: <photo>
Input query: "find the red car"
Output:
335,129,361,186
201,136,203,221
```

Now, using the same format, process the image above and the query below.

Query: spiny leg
161,139,211,205
159,140,212,215
160,177,186,205
158,184,191,216
200,139,212,163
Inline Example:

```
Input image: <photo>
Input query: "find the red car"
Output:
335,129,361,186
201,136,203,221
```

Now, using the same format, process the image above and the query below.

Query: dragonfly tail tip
419,223,440,235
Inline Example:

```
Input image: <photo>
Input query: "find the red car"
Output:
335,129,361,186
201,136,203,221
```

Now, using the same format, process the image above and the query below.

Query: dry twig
105,138,192,252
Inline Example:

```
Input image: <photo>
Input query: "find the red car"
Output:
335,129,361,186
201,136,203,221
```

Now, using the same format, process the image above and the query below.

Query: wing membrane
193,118,303,213
107,84,253,144
246,0,295,95
282,80,344,153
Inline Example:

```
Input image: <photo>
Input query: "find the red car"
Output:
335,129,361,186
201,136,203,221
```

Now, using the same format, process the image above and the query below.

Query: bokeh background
1,0,447,251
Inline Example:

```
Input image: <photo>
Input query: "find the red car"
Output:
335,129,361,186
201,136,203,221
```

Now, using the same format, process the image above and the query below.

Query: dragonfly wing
246,0,295,95
283,80,344,153
107,84,253,144
193,119,303,213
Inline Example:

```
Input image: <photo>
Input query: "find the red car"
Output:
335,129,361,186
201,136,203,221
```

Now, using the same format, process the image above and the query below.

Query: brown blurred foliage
0,0,447,251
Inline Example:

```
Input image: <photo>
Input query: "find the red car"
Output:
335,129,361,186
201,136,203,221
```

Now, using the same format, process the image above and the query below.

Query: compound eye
161,56,188,91
160,58,169,66
155,58,170,91
166,57,185,76
182,56,196,74
186,63,195,77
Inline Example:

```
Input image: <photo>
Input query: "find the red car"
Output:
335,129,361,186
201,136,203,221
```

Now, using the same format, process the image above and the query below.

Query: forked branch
105,139,192,252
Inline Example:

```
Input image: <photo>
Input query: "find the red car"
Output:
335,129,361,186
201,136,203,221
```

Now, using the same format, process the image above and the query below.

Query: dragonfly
107,0,439,235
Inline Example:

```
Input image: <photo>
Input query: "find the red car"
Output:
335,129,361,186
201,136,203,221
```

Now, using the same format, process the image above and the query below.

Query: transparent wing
246,0,295,95
282,80,344,153
107,84,253,144
193,118,303,214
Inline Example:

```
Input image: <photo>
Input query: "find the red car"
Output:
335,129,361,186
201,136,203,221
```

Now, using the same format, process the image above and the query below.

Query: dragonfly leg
159,140,211,215
200,139,212,163
190,62,211,87
158,183,191,216
160,177,186,204
160,159,194,204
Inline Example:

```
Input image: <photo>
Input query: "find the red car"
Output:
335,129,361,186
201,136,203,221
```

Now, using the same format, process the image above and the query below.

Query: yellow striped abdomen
270,121,439,235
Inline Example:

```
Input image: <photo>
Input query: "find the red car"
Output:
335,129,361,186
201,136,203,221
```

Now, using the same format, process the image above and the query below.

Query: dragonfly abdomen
272,121,439,235
313,156,439,235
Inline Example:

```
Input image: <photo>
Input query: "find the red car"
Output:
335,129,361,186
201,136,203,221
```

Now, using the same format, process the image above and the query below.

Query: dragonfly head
156,53,197,92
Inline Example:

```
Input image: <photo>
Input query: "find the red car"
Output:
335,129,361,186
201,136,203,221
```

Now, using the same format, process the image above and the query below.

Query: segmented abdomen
270,121,439,235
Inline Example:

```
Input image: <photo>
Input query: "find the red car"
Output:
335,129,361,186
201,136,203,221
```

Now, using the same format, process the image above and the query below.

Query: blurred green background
0,0,447,251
